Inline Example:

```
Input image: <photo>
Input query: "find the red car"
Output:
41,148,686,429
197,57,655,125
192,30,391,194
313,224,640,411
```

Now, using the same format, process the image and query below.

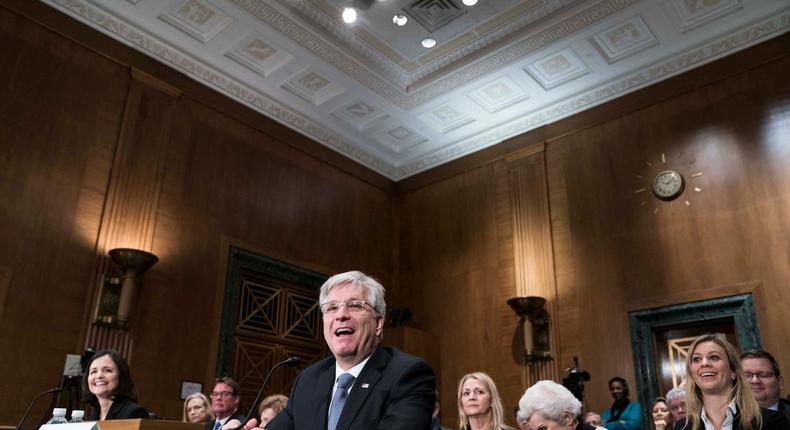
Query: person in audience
602,377,642,430
84,349,149,420
684,333,762,430
741,350,790,426
666,386,687,424
258,394,287,428
584,412,604,427
207,377,244,430
184,392,214,424
651,397,674,430
519,380,587,430
457,372,513,430
516,409,530,430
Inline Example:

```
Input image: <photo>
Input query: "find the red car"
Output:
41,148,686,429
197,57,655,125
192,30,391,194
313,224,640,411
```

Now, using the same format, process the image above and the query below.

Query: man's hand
221,418,264,430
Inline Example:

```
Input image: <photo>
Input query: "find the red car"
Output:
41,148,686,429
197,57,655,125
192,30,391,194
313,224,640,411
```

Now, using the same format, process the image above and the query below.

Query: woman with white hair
519,380,604,430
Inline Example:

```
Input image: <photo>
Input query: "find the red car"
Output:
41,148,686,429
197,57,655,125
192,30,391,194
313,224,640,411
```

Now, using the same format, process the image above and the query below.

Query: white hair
519,380,582,423
665,386,686,402
319,270,386,316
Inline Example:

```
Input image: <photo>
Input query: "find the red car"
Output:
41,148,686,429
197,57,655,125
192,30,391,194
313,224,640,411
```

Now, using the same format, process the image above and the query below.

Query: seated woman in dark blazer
84,349,149,420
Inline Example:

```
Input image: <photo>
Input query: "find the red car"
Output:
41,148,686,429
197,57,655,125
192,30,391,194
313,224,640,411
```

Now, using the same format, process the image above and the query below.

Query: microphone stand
16,387,62,430
231,357,301,430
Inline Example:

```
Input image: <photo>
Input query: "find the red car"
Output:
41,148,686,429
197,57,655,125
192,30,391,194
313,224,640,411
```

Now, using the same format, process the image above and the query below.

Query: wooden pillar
77,69,181,359
507,143,562,386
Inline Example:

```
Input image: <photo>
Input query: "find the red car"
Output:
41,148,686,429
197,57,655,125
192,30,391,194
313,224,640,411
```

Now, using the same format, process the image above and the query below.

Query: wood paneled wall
546,51,790,413
0,3,393,424
0,4,128,422
3,0,790,428
397,35,790,427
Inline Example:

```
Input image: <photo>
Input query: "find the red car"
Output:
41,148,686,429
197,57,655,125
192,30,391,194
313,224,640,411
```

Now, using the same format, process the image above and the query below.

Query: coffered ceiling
42,0,790,180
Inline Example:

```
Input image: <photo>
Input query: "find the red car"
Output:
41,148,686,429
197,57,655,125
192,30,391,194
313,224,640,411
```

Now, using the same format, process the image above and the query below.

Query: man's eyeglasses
210,391,235,398
744,371,776,379
320,300,374,315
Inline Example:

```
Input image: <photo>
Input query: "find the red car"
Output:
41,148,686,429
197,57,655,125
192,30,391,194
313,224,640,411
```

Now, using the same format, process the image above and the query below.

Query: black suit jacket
87,397,149,420
204,410,245,430
763,402,790,430
266,346,436,430
678,407,790,430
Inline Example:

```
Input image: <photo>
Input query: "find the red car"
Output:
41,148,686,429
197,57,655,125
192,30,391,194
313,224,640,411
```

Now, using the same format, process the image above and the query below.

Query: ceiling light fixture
462,0,478,5
392,14,408,26
421,38,436,48
342,7,357,23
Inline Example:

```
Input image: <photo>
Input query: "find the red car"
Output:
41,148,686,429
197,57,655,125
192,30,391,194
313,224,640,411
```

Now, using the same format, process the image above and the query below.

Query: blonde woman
457,372,514,430
183,393,214,424
684,333,761,430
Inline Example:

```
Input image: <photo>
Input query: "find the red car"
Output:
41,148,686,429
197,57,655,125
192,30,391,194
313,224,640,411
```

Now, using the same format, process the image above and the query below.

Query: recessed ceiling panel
44,0,790,179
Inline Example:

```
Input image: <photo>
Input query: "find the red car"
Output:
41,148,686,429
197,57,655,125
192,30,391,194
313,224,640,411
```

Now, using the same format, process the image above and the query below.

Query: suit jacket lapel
313,361,335,430
107,398,123,419
336,348,389,430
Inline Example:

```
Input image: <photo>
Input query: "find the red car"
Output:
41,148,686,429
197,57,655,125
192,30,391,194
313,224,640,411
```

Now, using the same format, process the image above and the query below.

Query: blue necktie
212,421,222,430
328,373,356,430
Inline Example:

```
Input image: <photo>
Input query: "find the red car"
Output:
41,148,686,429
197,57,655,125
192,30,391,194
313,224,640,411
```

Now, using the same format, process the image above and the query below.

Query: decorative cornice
46,0,398,179
401,0,642,109
276,0,578,85
231,0,411,107
41,0,790,180
234,0,639,110
395,12,790,178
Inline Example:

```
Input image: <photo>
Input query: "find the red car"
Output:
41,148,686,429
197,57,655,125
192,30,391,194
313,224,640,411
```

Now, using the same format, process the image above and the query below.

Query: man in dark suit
207,377,245,430
258,270,436,430
741,350,790,428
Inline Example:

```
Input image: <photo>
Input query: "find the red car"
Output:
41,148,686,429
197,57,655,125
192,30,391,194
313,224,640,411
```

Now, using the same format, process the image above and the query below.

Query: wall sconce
508,296,552,363
96,248,158,328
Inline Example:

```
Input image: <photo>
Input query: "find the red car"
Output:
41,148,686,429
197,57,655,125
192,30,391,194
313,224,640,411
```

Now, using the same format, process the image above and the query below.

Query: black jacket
204,410,246,430
677,407,790,430
266,346,436,430
87,397,149,420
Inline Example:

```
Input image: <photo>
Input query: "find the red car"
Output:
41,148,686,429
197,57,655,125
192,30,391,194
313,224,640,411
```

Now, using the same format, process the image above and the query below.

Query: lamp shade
507,296,546,316
109,248,158,275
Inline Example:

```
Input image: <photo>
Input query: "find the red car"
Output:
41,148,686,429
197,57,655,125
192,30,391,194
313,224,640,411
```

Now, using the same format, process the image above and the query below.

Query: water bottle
69,410,85,423
46,408,68,424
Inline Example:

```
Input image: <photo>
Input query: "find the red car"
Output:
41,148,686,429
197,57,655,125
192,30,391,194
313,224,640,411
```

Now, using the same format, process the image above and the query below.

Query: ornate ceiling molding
42,0,790,180
396,12,790,177
47,0,398,177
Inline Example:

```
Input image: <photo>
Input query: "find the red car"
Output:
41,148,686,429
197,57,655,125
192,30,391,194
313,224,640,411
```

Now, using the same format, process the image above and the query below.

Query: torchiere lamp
507,296,552,363
97,248,158,328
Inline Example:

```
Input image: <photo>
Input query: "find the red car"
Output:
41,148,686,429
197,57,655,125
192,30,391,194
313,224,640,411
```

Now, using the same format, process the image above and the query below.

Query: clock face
652,170,685,201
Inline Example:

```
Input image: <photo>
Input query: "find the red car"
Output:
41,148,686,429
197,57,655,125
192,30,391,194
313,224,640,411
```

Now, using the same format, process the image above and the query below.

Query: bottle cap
53,408,67,415
71,410,85,418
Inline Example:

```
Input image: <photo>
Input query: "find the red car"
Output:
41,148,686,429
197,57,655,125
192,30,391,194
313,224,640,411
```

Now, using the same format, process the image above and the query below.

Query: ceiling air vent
405,0,468,33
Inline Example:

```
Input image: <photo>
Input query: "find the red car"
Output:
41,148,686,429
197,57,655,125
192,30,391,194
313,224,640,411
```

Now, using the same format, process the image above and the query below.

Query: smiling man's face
322,283,383,370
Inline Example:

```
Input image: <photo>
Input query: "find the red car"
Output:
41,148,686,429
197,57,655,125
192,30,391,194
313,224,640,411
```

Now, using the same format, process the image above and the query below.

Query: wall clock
634,152,704,214
652,169,685,201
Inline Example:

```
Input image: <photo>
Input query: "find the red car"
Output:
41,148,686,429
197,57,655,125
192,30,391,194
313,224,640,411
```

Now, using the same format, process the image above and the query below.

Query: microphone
233,357,301,430
16,387,62,430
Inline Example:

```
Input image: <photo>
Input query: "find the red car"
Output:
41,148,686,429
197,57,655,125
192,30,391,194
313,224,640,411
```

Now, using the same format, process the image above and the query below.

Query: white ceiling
43,0,790,180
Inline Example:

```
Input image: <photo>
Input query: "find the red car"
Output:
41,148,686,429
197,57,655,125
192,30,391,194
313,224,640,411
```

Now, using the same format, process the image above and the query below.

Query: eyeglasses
669,404,685,411
744,371,776,379
210,391,235,398
320,300,374,315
